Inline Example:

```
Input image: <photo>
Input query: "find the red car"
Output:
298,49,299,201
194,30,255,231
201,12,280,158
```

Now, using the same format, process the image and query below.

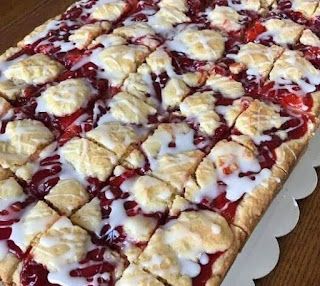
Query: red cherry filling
245,21,266,42
303,46,320,68
259,82,314,113
201,191,240,223
192,252,223,286
170,51,208,74
91,174,164,249
19,246,118,286
21,259,58,286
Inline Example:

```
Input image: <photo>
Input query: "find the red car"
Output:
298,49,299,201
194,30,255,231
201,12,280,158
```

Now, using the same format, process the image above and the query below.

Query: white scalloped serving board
222,131,320,286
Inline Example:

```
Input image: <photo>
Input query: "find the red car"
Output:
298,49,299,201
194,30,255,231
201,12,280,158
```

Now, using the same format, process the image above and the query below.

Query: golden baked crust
1,0,319,284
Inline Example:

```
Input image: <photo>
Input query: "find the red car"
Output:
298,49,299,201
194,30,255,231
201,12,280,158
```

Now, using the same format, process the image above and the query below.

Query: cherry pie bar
0,0,320,285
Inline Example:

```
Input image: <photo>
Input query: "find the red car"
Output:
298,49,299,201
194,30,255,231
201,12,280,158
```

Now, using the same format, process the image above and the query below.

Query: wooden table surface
1,1,319,285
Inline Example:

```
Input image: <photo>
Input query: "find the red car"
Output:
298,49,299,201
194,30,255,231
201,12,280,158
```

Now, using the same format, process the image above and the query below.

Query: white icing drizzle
207,143,272,201
24,20,62,45
179,258,201,278
48,263,88,286
108,199,129,230
199,253,209,265
143,127,197,170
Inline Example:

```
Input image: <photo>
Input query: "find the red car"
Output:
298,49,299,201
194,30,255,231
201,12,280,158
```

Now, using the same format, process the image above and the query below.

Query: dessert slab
0,0,320,285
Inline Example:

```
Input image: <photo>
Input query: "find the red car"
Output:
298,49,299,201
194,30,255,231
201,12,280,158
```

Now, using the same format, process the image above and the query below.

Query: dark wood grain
0,1,319,285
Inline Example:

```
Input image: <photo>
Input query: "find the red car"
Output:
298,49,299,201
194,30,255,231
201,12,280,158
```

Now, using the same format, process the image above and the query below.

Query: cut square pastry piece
0,119,54,170
71,165,175,261
246,18,304,46
69,22,111,50
74,34,150,86
2,53,64,85
123,123,204,191
113,22,163,50
86,122,149,159
90,0,128,21
35,78,96,117
184,139,287,233
232,99,315,173
227,43,283,78
207,6,244,33
23,138,118,200
13,217,126,286
122,49,206,112
0,200,59,284
116,264,165,286
97,91,157,125
146,0,191,34
269,49,320,93
138,195,246,286
44,179,89,216
177,75,249,140
167,26,225,62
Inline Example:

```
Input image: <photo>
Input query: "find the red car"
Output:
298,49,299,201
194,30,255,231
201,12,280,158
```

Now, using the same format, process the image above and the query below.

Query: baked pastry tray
222,130,320,285
0,0,320,285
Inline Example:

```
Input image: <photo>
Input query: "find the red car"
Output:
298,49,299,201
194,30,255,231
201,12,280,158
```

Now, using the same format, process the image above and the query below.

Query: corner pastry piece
269,50,320,93
229,43,283,77
233,99,315,173
0,200,59,284
185,139,286,233
13,217,125,286
138,196,246,286
124,123,204,191
71,165,175,261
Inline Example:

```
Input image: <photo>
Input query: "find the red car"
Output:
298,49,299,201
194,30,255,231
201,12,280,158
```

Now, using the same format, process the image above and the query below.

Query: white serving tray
222,131,320,286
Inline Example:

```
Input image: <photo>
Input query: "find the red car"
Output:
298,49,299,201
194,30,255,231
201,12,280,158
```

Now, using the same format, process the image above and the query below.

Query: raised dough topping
168,28,225,61
60,138,118,181
269,50,320,93
208,6,242,32
36,78,93,117
4,54,64,85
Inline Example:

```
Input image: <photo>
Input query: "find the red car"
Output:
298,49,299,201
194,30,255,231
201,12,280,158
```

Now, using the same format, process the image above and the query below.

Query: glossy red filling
259,81,314,113
91,170,165,249
20,247,118,286
275,1,310,25
295,45,320,69
200,191,240,223
28,151,110,199
245,21,266,42
232,109,310,168
192,252,223,286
